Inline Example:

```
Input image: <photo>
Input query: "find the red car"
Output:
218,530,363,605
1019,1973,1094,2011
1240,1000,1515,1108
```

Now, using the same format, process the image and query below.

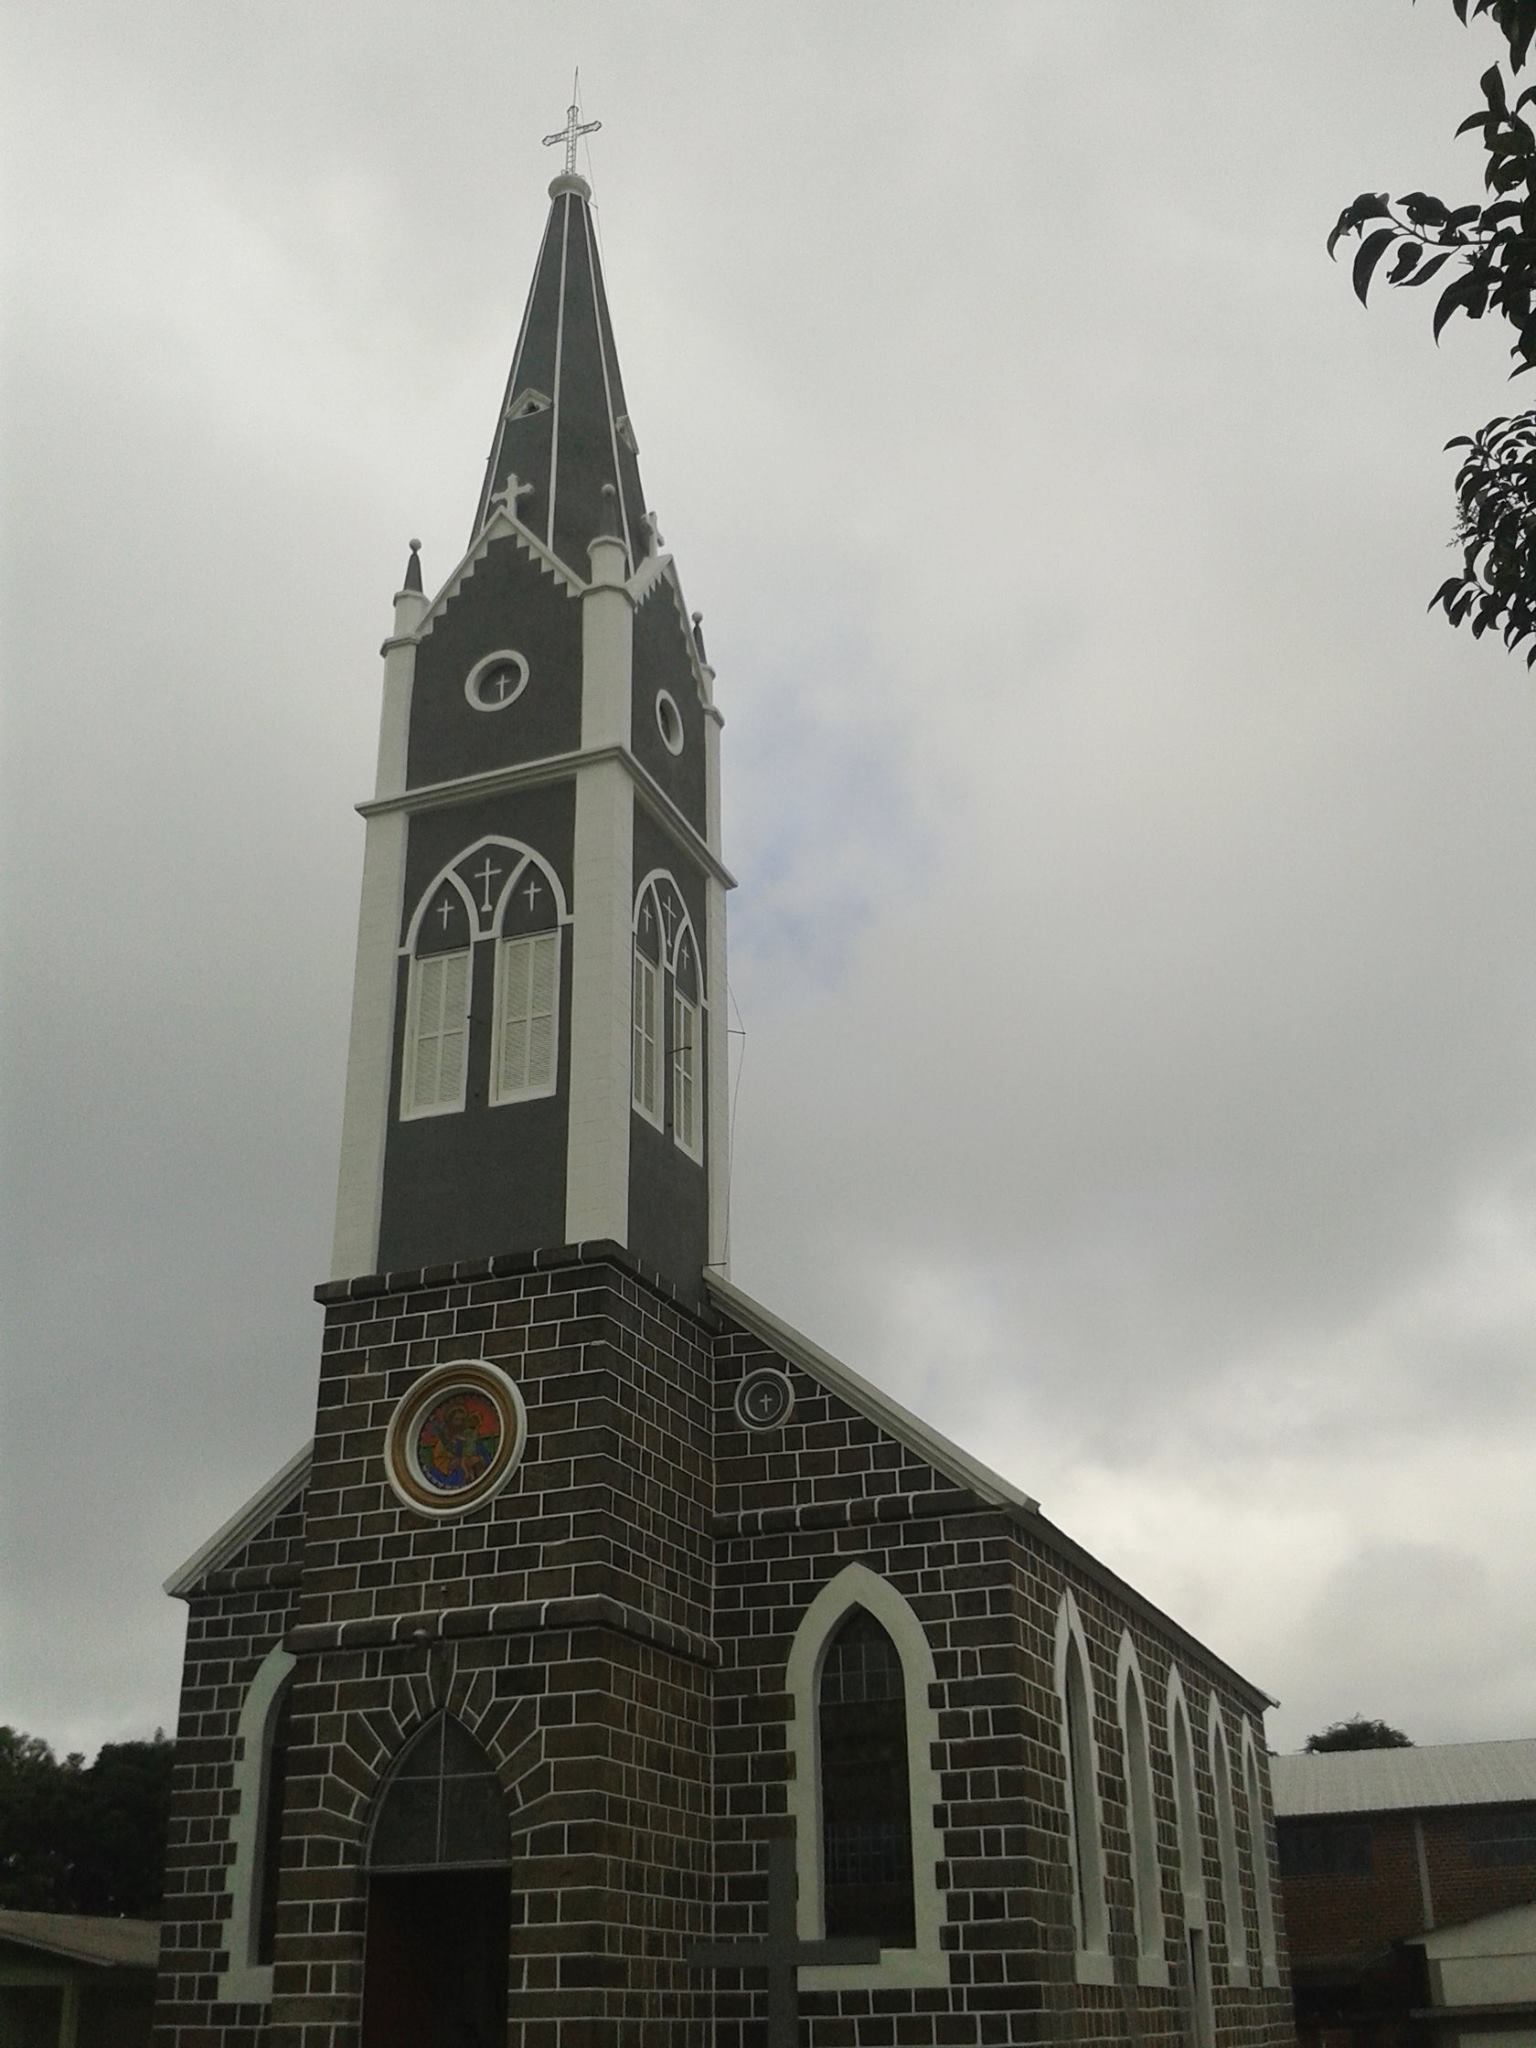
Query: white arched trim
1165,1664,1205,1928
1055,1592,1112,1985
785,1564,946,1989
1207,1692,1249,1986
1116,1633,1169,1988
632,866,706,994
1240,1718,1280,1985
219,1643,296,2004
401,836,570,953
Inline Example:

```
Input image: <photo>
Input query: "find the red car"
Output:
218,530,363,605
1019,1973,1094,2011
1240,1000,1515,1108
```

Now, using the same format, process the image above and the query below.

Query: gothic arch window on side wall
1055,1592,1111,1984
1240,1718,1280,1985
819,1608,915,1945
1117,1634,1167,1986
219,1643,296,2005
785,1563,946,1988
1207,1695,1249,1986
1165,1666,1204,1928
367,1714,509,1873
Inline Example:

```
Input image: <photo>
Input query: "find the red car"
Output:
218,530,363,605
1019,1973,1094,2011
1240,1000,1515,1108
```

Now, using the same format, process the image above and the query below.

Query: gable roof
705,1274,1040,1512
0,1910,159,1970
1272,1739,1536,1818
163,1441,311,1598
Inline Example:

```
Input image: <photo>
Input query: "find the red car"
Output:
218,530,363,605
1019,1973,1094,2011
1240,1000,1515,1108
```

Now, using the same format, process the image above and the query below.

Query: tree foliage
1304,1715,1415,1753
1329,0,1536,660
0,1725,173,1916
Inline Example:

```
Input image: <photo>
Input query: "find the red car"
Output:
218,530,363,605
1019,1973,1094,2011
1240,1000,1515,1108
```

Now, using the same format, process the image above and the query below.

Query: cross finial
543,75,601,178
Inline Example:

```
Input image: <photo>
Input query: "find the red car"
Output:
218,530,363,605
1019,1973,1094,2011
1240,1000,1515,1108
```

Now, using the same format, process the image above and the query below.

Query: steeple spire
473,103,644,571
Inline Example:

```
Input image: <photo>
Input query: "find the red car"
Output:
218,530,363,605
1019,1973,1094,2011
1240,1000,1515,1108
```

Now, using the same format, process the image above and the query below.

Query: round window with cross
464,649,530,713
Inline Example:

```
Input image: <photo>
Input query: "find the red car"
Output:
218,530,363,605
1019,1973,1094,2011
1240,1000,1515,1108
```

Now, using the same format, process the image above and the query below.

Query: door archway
360,1714,511,2048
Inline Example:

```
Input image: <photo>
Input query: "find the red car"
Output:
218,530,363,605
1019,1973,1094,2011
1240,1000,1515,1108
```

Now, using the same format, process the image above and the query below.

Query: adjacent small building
1273,1739,1536,2048
0,1911,158,2048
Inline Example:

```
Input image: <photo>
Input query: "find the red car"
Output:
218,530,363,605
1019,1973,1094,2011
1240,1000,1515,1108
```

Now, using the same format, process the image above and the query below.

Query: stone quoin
152,120,1296,2048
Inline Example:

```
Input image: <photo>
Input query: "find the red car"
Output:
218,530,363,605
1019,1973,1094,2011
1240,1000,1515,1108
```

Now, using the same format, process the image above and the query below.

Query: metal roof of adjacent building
1272,1740,1536,1818
0,1910,160,1969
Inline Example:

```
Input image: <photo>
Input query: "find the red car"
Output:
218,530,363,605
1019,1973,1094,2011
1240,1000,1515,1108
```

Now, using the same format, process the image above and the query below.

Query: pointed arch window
632,885,663,1126
818,1609,915,1946
218,1644,295,2005
1241,1720,1279,1984
785,1563,945,1986
1117,1636,1167,1985
1207,1700,1248,1983
1055,1593,1110,1981
632,873,705,1159
670,933,702,1162
368,1714,509,1873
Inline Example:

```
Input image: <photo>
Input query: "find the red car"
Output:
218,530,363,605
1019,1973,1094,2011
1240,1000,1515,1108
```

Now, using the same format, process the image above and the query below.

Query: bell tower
329,160,730,1296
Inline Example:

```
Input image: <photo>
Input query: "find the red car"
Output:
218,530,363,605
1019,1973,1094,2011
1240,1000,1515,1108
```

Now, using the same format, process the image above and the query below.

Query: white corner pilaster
329,581,422,1280
564,757,635,1246
582,534,633,751
705,871,730,1275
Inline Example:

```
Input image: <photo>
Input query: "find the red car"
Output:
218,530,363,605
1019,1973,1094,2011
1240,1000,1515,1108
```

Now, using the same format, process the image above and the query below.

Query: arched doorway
360,1714,511,2048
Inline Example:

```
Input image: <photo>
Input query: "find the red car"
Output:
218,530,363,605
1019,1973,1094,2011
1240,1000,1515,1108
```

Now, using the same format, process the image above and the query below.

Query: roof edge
164,1442,313,1598
705,1274,1042,1514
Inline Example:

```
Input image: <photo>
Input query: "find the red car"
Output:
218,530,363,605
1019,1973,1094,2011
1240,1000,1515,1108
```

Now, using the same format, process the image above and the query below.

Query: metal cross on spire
543,76,601,177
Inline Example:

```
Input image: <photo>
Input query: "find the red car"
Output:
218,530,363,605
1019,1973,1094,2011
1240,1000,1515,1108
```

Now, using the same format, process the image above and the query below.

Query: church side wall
155,1494,306,2048
709,1319,1293,2048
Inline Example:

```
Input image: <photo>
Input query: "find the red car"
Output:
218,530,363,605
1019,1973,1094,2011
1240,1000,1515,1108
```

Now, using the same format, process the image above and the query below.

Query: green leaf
1352,227,1398,304
1484,63,1509,116
1399,250,1456,288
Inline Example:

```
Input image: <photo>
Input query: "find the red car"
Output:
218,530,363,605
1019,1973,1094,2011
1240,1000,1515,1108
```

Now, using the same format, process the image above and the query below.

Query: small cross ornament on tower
543,80,601,178
688,1836,879,2048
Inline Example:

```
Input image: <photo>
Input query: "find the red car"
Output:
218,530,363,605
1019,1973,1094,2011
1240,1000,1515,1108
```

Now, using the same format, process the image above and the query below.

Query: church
152,122,1295,2048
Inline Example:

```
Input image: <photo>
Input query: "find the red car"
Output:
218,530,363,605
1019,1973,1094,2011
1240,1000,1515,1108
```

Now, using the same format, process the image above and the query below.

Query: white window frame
491,929,560,1106
1056,1591,1112,1984
1207,1695,1249,1986
670,988,702,1162
400,948,470,1118
1240,1718,1281,1986
785,1563,947,1988
632,945,662,1126
218,1643,295,2005
1117,1633,1169,1988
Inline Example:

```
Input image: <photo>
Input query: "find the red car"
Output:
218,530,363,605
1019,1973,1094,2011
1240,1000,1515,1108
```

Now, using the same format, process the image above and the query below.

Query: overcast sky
4,1,1534,1761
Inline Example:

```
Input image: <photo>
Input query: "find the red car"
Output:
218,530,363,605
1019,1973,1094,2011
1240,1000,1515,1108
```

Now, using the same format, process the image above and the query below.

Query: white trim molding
1055,1591,1112,1985
1165,1664,1206,1929
165,1444,311,1598
218,1643,296,2005
785,1564,947,1989
1207,1692,1250,1987
1240,1717,1281,1986
1117,1632,1169,1989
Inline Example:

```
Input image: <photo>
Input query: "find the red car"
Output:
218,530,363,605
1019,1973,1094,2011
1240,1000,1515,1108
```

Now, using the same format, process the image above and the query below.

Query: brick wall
155,1246,1294,2048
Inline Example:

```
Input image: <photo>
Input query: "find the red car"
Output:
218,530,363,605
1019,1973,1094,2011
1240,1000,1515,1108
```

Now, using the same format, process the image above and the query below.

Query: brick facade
154,1245,1293,2048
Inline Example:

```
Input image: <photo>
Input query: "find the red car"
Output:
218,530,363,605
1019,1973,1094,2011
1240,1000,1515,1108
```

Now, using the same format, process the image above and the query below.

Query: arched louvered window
491,858,560,1105
368,1716,509,1873
402,879,473,1118
632,884,663,1125
818,1609,915,1946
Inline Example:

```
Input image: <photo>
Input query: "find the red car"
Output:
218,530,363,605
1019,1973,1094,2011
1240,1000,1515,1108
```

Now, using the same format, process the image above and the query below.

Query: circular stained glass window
384,1361,528,1517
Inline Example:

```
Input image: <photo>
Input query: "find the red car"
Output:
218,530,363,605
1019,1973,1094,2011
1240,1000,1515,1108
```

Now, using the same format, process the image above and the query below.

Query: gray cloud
4,1,1533,1761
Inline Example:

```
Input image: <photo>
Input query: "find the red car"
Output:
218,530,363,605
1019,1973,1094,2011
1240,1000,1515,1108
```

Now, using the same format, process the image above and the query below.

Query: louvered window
671,991,701,1160
493,932,558,1103
404,950,469,1115
633,949,661,1122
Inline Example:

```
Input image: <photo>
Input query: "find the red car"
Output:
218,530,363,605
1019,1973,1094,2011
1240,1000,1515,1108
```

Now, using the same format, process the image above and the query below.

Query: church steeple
471,169,648,576
330,137,730,1298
